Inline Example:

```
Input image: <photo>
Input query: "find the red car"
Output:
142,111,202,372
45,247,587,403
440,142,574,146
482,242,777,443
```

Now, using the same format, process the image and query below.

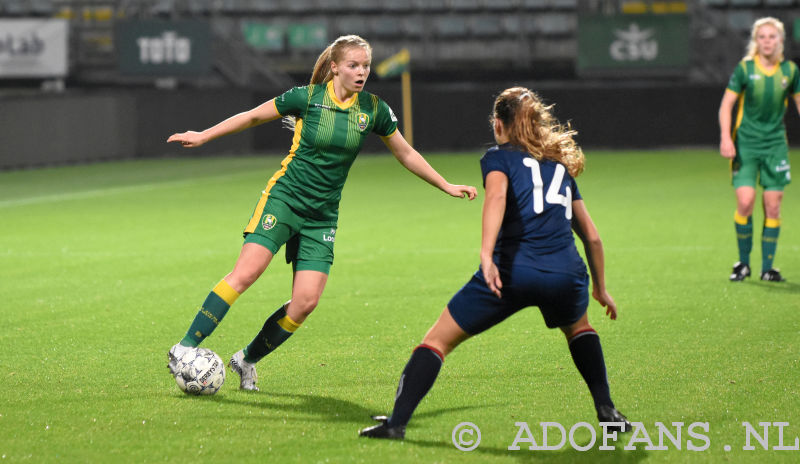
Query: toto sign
115,20,211,75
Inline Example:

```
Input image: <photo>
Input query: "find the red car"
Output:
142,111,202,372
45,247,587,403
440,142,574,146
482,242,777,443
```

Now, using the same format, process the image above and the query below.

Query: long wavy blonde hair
284,35,372,131
745,17,785,61
491,87,584,177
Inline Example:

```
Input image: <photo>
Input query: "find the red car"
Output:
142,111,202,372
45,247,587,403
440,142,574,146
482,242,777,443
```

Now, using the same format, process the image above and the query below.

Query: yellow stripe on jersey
243,119,304,234
734,211,750,225
213,279,240,305
277,314,301,333
765,218,781,228
729,88,744,143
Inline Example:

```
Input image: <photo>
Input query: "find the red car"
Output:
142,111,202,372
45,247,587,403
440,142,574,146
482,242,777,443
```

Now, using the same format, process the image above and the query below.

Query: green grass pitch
1,150,798,463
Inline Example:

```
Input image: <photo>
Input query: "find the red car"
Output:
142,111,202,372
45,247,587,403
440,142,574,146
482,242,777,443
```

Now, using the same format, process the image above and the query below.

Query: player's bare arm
383,132,477,200
167,99,281,147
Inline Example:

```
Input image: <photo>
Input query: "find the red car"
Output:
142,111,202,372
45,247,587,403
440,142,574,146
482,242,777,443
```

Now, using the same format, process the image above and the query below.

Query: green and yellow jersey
251,81,398,224
726,56,800,149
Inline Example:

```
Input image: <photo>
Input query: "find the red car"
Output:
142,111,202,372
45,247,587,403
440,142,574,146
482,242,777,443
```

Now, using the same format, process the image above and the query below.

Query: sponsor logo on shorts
323,228,336,242
775,161,790,173
357,113,369,131
262,214,277,231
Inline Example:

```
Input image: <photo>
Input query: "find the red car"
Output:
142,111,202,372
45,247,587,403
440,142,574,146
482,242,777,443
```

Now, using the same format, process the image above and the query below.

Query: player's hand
719,138,736,159
592,287,617,320
481,257,502,299
167,131,207,148
445,183,477,200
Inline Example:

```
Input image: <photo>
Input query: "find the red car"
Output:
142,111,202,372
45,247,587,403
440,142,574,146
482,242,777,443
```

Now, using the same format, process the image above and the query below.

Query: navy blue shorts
448,266,589,335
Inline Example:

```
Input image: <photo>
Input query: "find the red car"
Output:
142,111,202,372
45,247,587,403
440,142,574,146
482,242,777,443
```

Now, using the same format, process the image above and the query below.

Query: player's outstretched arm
571,199,617,320
166,99,282,148
382,131,477,200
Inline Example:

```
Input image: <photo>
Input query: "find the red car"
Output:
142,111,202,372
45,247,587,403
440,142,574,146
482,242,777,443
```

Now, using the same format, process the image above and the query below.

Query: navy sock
568,330,614,410
243,302,300,363
387,345,444,428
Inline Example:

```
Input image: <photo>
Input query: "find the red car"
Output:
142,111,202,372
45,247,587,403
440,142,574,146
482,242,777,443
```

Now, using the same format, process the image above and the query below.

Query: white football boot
229,350,259,391
167,343,194,376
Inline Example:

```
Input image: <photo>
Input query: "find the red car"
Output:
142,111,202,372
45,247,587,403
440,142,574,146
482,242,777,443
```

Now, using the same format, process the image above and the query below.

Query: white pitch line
0,172,255,209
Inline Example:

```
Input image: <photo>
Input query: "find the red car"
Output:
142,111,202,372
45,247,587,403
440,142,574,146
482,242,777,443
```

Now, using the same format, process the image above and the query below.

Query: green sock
181,280,240,347
243,302,301,363
762,218,781,272
734,212,752,266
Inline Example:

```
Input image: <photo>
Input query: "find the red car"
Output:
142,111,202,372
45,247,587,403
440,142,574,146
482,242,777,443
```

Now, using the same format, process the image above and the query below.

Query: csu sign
577,14,688,77
116,20,211,75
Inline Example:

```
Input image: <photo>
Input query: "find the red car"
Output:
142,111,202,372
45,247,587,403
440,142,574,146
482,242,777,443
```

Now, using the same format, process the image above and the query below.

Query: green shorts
732,142,792,191
243,196,336,274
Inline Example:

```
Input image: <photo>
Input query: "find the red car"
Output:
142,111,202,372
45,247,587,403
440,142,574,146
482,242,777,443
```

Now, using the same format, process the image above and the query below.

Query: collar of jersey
327,80,358,109
754,55,780,77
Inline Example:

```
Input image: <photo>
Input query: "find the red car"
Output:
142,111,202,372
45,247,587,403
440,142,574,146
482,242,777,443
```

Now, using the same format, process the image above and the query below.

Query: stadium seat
400,15,426,38
550,0,578,9
30,0,55,15
335,15,371,37
700,0,728,6
371,16,403,38
433,15,469,37
763,0,794,6
342,0,382,13
284,0,316,14
535,13,575,36
727,10,756,30
729,0,761,6
521,0,550,10
379,0,413,13
450,0,482,11
2,0,29,15
483,0,521,10
501,15,523,35
469,15,503,37
411,0,448,12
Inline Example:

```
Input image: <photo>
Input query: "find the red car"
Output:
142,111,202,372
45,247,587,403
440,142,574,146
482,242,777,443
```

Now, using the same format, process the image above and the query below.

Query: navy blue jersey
480,143,586,276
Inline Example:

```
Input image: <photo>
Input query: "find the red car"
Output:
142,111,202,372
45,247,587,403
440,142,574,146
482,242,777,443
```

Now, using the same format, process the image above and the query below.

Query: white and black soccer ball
173,347,225,395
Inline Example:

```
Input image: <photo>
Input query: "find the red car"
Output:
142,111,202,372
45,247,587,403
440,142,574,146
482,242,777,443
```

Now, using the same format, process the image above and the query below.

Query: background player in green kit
165,35,477,390
718,17,800,282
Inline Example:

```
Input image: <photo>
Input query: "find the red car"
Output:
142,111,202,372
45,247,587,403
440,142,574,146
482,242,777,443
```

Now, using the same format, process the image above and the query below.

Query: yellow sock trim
212,279,240,306
277,315,301,333
765,218,781,228
734,211,750,225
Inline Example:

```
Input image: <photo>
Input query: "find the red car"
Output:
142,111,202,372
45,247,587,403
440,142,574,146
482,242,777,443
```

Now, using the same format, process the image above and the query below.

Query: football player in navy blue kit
360,87,630,439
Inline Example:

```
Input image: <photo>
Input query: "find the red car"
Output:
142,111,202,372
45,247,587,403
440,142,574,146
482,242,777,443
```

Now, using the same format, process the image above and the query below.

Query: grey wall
4,82,799,170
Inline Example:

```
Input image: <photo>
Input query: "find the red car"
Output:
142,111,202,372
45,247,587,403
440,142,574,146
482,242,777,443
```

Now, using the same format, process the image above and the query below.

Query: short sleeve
480,149,509,185
274,86,311,117
726,62,747,94
790,61,800,95
373,99,399,137
569,176,582,201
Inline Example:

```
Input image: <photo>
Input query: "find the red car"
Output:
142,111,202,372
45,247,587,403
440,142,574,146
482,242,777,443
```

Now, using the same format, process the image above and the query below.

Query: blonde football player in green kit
719,17,800,282
166,35,477,390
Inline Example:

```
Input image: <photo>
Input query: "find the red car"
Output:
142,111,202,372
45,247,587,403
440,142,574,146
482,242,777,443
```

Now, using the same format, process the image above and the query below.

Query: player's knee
561,321,593,340
226,269,262,292
289,293,319,319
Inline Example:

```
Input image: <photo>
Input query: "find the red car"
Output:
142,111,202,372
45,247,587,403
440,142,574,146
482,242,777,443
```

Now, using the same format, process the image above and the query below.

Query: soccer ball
173,347,226,395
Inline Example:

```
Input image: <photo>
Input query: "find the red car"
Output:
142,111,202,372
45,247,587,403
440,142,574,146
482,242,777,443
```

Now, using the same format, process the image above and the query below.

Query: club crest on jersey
357,113,369,131
262,214,277,231
782,76,789,89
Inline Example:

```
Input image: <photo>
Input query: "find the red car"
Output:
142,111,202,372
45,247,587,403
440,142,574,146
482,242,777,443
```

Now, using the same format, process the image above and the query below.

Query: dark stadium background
2,0,799,169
